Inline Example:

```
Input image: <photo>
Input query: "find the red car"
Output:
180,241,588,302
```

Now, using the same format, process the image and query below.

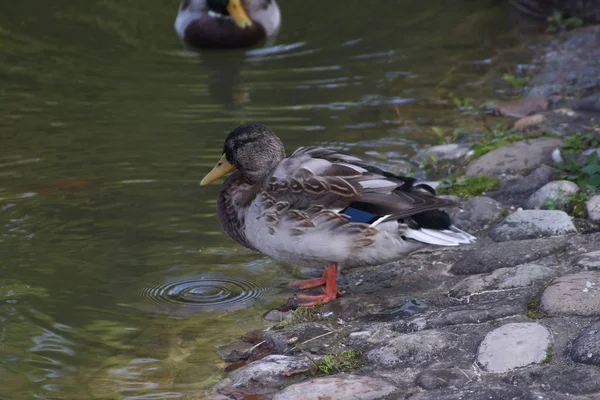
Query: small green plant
431,126,464,145
557,150,600,191
503,73,530,89
316,349,364,375
527,294,541,319
470,125,522,159
437,175,499,198
500,208,510,218
541,348,553,364
451,97,478,115
546,11,583,33
543,189,589,218
561,133,600,153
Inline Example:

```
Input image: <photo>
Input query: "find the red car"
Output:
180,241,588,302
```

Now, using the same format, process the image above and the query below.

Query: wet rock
450,263,555,298
415,367,471,390
541,272,600,316
477,322,550,373
408,303,522,330
587,195,600,222
465,138,562,178
490,165,557,206
264,323,333,353
524,180,579,210
446,196,502,232
408,383,529,400
537,365,600,395
575,251,600,270
570,322,600,366
489,210,577,242
264,309,293,322
271,374,398,400
227,355,314,387
411,143,472,163
366,330,458,368
450,237,568,275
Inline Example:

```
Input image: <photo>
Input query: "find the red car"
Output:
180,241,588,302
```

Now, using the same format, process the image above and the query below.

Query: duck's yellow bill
227,0,253,28
200,153,236,186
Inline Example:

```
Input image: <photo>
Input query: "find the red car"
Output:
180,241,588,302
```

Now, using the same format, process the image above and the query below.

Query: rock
408,303,521,330
408,383,530,400
271,374,397,400
497,94,548,118
449,263,555,298
465,138,562,178
514,113,545,131
575,251,600,270
447,196,502,232
450,237,569,275
570,322,600,366
537,366,600,395
477,322,551,373
489,210,577,242
490,165,557,206
227,355,314,387
264,323,333,353
524,180,579,210
366,330,457,368
540,271,600,316
411,143,472,163
587,195,600,222
415,368,471,390
264,309,293,322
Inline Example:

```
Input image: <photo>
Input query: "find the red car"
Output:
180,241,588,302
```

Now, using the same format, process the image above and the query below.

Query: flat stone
524,180,579,210
587,195,600,222
447,196,502,232
540,271,600,316
450,263,555,298
465,138,562,177
227,355,314,387
489,210,577,242
570,322,600,366
411,143,472,163
450,237,569,275
366,330,457,368
575,251,600,270
477,322,550,373
271,374,397,400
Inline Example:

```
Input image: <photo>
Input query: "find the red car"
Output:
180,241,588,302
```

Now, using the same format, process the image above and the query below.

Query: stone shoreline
207,26,600,400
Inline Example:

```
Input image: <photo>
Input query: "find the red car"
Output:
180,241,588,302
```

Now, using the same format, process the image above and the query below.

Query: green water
0,1,520,398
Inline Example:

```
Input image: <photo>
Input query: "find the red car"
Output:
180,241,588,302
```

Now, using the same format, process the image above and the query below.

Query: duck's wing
264,146,457,224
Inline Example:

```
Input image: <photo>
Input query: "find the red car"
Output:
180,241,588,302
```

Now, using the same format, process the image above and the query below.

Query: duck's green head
207,0,253,28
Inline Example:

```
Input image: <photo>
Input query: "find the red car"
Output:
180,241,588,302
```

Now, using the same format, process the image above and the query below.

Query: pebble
272,374,397,400
477,322,551,373
570,322,600,366
489,210,577,242
587,195,600,222
540,271,600,316
524,180,579,210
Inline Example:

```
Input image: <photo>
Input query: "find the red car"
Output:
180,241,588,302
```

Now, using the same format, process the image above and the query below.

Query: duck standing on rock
175,0,281,49
200,124,476,306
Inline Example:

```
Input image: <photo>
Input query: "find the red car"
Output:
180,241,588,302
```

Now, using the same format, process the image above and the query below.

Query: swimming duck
175,0,281,49
200,124,475,306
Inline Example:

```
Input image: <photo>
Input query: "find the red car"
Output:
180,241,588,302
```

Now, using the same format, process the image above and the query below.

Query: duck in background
516,0,600,23
174,0,281,49
200,124,476,307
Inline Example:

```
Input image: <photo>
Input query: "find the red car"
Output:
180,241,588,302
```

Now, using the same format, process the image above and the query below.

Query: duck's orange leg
288,274,327,290
295,263,339,306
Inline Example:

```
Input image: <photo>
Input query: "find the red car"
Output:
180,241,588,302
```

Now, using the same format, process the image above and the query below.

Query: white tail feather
404,225,476,246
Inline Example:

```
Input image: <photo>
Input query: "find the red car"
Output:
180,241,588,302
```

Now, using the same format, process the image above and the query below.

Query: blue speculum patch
340,206,380,224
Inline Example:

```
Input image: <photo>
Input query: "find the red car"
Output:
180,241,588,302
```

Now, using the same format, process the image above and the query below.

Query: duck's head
206,0,253,29
201,124,285,185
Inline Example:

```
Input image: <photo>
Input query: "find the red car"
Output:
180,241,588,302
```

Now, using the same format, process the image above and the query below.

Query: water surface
0,1,521,398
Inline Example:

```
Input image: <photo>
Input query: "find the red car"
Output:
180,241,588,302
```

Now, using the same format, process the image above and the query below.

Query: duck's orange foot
295,292,337,307
288,276,326,290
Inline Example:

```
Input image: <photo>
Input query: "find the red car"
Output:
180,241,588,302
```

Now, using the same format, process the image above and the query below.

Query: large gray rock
415,368,471,390
366,330,457,368
465,138,562,177
575,251,600,271
570,322,600,366
540,272,600,316
587,195,600,222
524,180,579,210
227,355,314,387
489,210,577,242
490,165,557,206
447,196,503,232
271,374,397,400
450,237,569,275
411,143,472,163
450,263,555,298
477,322,551,373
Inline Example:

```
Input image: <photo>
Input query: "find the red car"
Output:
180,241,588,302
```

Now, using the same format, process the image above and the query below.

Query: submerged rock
272,374,398,400
465,138,562,178
524,180,579,210
540,271,600,316
489,210,577,242
477,322,551,373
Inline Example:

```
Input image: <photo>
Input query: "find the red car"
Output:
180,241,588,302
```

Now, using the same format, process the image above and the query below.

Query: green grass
437,175,499,198
316,349,364,375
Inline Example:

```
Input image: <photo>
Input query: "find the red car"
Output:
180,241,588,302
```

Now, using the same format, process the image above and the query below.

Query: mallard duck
200,124,475,306
175,0,281,49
